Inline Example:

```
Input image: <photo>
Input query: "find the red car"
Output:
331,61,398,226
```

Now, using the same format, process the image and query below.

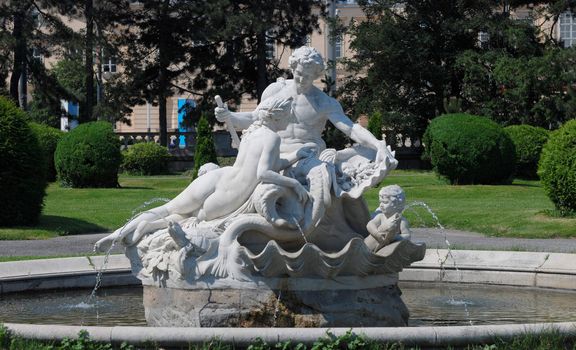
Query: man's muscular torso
260,80,341,155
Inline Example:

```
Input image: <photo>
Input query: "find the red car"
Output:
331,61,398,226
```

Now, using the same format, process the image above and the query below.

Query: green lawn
0,175,191,240
367,170,576,239
1,171,574,240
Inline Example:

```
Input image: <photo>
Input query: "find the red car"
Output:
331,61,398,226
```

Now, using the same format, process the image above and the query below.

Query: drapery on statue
95,46,424,285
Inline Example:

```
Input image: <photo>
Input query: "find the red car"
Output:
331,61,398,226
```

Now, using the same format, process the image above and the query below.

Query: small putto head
378,185,406,213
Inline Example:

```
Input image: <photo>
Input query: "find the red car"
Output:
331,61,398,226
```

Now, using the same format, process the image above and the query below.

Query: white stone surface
5,322,576,348
94,47,413,289
1,250,575,292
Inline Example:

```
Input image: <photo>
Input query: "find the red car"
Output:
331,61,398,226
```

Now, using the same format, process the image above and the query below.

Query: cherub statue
364,185,412,253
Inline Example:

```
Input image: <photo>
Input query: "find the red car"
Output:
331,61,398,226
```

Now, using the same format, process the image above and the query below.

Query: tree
111,0,323,144
367,111,383,140
340,0,550,139
110,0,228,146
26,57,87,127
192,114,218,179
0,0,79,110
457,47,576,128
216,0,324,102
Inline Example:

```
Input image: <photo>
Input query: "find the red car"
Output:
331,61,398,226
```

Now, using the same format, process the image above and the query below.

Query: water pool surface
1,282,575,327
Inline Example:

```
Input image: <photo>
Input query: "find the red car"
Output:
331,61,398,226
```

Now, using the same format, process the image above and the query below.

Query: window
477,31,490,49
102,56,117,73
294,34,311,48
335,36,343,58
559,11,576,48
31,47,43,62
265,32,275,60
31,8,43,29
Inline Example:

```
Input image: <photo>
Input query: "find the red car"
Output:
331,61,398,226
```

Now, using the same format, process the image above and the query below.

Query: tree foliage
0,0,80,110
457,47,576,129
109,0,322,145
192,114,218,179
367,111,383,141
341,0,576,139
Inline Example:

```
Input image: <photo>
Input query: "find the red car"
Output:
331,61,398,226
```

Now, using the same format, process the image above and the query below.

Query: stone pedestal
143,275,409,327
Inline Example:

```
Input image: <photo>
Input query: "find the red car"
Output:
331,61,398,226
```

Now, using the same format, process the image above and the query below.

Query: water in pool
1,282,575,326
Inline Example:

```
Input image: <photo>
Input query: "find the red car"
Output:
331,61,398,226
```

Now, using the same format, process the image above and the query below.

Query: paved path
0,233,123,257
1,229,576,257
412,228,576,253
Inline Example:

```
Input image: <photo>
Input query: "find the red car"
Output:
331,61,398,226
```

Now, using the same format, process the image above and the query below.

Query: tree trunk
256,30,268,103
9,10,25,106
83,0,95,123
157,0,169,146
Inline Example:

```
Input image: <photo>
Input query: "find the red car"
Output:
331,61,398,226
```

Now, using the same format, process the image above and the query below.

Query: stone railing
116,131,426,168
387,134,426,170
116,130,238,158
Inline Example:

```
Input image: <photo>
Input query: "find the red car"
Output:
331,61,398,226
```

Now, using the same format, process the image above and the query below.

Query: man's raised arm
327,99,397,165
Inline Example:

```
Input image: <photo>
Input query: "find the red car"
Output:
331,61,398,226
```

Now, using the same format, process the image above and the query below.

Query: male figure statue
216,47,396,234
216,46,394,164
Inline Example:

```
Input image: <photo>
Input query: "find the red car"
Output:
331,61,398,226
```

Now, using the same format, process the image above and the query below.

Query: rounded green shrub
504,125,549,179
122,142,171,175
55,121,121,188
422,113,516,184
538,119,576,215
0,96,47,226
29,122,64,182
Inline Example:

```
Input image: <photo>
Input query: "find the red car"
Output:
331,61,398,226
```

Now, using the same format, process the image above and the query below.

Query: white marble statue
95,46,424,287
95,47,426,327
364,185,412,253
95,97,313,252
215,46,398,239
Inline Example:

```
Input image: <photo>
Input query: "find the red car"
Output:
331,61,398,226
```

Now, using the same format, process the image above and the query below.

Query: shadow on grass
37,215,107,235
117,186,153,190
509,182,541,188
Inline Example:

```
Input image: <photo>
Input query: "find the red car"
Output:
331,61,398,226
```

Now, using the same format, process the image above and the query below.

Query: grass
0,175,191,240
365,170,576,239
0,171,574,240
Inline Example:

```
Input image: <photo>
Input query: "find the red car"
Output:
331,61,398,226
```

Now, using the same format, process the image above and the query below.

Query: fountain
81,46,573,333
93,46,425,327
1,46,575,347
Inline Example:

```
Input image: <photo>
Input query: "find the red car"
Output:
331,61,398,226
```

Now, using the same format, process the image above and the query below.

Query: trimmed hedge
54,121,122,188
422,113,516,184
538,119,576,215
29,122,64,182
0,96,47,226
122,142,171,175
504,125,549,179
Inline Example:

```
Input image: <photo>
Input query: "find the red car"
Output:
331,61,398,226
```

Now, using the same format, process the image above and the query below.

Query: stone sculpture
95,47,425,327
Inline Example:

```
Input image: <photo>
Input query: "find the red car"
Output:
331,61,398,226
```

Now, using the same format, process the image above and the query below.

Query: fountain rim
1,249,576,348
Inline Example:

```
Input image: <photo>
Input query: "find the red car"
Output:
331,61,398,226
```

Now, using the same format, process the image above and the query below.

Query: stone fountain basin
1,250,575,347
